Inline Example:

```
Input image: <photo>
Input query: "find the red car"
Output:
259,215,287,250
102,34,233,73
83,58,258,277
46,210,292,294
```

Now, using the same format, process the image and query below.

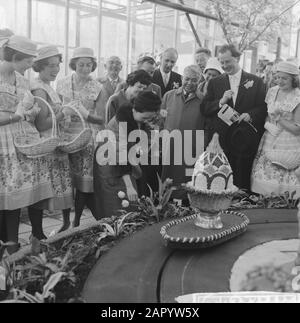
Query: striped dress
31,78,74,211
0,72,53,210
56,74,101,193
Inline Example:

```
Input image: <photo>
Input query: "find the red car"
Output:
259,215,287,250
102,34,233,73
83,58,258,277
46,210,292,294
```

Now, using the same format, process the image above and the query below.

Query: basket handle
0,91,18,98
33,96,57,138
62,101,88,129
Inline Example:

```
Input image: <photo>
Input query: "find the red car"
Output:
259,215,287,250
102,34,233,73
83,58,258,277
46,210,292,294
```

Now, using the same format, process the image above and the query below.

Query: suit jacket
152,69,182,97
96,76,124,120
201,70,267,151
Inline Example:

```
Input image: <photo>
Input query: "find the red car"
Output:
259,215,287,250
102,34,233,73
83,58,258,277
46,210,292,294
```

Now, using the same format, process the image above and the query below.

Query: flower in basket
24,104,41,123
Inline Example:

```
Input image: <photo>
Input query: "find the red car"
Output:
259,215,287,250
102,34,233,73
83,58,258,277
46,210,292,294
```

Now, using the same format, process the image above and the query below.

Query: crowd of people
0,27,300,255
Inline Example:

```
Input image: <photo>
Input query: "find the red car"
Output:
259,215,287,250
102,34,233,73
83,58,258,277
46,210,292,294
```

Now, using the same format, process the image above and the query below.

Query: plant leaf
42,272,66,299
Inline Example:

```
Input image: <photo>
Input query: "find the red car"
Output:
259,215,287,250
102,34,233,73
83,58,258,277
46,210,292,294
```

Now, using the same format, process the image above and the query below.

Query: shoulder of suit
242,71,262,82
153,69,161,75
171,71,182,78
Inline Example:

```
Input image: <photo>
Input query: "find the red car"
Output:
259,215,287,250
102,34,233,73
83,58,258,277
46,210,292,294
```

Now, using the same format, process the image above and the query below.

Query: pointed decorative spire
206,133,223,155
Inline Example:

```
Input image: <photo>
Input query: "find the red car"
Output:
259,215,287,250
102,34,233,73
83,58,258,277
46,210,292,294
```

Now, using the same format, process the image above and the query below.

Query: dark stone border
82,209,298,303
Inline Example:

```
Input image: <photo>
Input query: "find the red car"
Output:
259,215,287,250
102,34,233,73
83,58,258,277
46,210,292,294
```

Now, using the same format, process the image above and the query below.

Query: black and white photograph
1,0,300,306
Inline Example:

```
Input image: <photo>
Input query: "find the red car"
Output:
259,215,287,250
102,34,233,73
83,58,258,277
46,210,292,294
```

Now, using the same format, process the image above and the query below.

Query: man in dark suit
202,44,267,191
152,48,182,97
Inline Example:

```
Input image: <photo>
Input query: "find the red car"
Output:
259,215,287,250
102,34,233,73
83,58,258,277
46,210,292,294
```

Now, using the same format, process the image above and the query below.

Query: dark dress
94,104,147,218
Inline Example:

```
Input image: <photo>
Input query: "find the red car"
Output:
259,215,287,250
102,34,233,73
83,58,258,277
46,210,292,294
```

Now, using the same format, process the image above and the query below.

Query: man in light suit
152,48,182,97
96,56,124,122
202,44,267,191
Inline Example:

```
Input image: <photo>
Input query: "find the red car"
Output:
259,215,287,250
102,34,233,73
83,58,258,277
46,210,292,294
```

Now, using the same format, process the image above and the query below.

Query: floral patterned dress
31,78,73,211
0,72,53,210
251,86,300,198
56,74,101,193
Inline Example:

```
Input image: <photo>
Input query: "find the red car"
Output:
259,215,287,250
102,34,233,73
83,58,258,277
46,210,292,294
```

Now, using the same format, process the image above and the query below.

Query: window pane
0,0,27,36
31,0,76,46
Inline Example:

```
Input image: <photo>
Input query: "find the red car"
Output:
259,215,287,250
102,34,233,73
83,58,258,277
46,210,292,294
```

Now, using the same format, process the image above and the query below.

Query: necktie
111,80,117,91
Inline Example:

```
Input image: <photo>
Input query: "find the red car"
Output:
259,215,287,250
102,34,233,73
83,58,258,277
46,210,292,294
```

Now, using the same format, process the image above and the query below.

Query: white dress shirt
228,69,242,105
160,68,170,87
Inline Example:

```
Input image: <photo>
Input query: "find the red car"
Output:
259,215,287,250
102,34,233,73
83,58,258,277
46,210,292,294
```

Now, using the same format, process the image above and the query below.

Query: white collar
228,69,242,79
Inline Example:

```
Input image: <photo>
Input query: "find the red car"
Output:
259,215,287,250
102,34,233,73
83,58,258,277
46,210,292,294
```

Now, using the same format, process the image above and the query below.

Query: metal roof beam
144,0,219,21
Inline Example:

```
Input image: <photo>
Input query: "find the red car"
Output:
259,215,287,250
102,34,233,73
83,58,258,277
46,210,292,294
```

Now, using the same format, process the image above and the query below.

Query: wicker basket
14,96,59,158
58,102,92,154
265,149,300,170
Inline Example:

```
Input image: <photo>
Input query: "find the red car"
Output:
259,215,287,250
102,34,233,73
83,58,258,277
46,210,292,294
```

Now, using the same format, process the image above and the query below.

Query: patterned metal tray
160,211,250,249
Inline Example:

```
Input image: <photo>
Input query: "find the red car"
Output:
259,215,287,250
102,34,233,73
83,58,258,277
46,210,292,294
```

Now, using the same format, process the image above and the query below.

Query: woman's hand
270,108,282,122
126,185,138,202
264,121,281,136
24,104,41,122
14,103,25,120
62,107,75,117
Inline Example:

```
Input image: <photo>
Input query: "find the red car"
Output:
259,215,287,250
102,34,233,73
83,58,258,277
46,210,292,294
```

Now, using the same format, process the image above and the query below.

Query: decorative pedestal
160,211,250,250
187,189,235,230
194,211,223,230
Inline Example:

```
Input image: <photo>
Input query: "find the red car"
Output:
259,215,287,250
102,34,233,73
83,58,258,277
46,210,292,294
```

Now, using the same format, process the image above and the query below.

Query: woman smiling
30,45,73,237
56,47,103,229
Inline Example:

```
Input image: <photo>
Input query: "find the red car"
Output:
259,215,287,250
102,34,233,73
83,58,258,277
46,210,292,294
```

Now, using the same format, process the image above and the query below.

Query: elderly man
115,55,162,98
152,48,182,97
195,47,211,73
96,56,124,121
161,65,204,204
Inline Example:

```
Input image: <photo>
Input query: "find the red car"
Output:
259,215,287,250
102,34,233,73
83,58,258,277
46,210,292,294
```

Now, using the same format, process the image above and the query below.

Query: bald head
161,48,178,74
105,56,122,79
182,65,201,94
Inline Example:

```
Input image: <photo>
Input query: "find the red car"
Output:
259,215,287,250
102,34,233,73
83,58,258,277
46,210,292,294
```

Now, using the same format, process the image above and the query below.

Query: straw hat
0,28,14,47
34,45,61,62
5,35,37,56
204,57,224,75
0,28,14,38
71,47,96,60
276,61,299,75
